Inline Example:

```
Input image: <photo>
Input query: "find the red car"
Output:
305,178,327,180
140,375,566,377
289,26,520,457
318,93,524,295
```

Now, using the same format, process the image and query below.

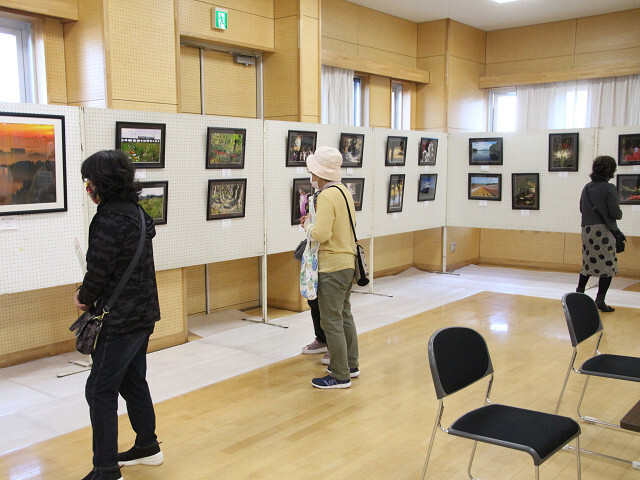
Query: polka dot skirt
580,224,617,277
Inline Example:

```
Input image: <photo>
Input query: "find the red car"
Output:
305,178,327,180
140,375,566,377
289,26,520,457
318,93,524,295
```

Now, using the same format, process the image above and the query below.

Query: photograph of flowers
548,133,578,171
468,173,502,201
511,173,539,210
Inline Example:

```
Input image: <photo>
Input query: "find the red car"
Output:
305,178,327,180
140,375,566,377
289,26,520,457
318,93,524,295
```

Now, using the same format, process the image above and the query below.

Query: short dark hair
81,150,141,202
590,155,616,182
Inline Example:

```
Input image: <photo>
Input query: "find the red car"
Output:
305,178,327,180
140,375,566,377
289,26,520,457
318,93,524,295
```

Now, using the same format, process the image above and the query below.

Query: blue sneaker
327,367,360,378
311,374,351,389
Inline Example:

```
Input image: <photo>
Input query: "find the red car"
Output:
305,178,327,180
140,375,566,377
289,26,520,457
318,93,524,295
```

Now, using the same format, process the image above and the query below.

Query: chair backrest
562,292,603,347
428,327,494,399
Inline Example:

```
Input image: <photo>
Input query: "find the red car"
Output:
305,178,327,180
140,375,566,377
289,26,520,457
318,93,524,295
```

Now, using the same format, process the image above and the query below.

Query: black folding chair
422,326,581,480
555,292,640,466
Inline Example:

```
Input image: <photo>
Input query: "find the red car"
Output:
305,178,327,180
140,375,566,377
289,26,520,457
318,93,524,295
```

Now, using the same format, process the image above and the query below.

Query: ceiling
345,0,640,31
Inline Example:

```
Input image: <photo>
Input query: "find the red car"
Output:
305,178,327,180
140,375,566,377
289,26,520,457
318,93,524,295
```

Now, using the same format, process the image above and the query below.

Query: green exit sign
213,8,228,30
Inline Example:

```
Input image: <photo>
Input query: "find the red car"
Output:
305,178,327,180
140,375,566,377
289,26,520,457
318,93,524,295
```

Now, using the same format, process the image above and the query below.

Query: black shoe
81,468,123,480
118,443,164,467
595,300,615,312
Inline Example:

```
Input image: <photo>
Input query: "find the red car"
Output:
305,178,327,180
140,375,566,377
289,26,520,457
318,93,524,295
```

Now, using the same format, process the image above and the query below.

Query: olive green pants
318,268,359,381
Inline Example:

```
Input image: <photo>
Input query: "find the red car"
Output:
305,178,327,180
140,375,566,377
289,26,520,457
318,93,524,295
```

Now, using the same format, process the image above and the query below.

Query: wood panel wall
416,20,446,131
63,0,106,107
180,47,257,117
43,18,68,105
0,0,78,20
486,9,640,77
178,0,274,51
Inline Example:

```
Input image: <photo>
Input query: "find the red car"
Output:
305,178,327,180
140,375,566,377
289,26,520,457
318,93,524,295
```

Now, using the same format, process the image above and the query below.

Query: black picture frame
387,174,405,213
469,137,503,165
617,174,640,204
511,173,539,210
291,177,314,225
418,138,438,165
338,133,365,168
116,121,166,168
618,133,640,166
548,133,579,172
207,178,247,220
417,173,437,202
286,130,317,167
343,177,365,211
0,112,67,216
385,136,407,166
139,181,168,225
206,127,246,169
468,173,502,201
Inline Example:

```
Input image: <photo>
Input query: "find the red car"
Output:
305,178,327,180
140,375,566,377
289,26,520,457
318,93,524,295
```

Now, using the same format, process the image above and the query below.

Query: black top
78,199,160,335
579,180,622,230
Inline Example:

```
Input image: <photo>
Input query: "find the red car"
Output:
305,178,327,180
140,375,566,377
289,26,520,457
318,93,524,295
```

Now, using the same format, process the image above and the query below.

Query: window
489,87,516,132
391,83,403,129
0,17,35,103
353,76,362,127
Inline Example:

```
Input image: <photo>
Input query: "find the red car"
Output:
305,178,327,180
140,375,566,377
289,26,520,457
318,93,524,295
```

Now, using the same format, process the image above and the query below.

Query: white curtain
321,65,354,126
516,74,640,130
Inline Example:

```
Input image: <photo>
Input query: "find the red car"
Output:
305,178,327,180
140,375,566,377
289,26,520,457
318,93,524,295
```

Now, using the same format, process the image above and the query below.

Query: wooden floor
2,292,640,480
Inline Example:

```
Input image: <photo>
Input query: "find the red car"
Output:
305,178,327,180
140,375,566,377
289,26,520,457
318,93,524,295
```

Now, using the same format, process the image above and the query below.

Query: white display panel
447,128,607,233
264,121,375,255
83,108,264,270
372,128,447,238
596,125,640,237
0,103,84,295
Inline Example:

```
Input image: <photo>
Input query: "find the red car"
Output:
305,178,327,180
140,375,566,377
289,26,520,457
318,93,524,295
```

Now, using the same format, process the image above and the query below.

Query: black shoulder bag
70,206,147,354
585,186,626,253
331,185,370,286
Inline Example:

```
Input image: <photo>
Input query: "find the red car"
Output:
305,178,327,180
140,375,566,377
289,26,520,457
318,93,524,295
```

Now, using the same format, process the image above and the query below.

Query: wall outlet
450,242,456,253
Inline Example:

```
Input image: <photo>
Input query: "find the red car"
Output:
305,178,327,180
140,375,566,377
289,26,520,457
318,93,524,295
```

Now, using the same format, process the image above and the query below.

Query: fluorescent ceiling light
493,0,518,3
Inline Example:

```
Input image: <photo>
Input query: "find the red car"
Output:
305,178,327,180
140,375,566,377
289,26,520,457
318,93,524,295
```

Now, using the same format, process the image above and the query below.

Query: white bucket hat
306,146,342,182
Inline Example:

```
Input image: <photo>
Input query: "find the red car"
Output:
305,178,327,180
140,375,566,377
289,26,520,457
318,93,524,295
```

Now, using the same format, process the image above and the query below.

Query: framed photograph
618,133,640,166
0,112,67,216
617,174,640,204
116,121,166,168
511,173,539,210
286,130,317,167
206,127,246,169
139,181,168,225
468,173,502,201
417,173,438,202
291,178,314,225
418,137,438,165
469,137,503,165
548,133,579,171
207,178,247,220
387,174,405,213
339,133,364,168
343,177,365,211
385,136,407,166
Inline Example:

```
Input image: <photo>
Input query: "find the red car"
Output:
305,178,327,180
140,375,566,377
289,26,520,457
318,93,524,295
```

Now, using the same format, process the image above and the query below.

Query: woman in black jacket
576,155,623,312
75,150,163,480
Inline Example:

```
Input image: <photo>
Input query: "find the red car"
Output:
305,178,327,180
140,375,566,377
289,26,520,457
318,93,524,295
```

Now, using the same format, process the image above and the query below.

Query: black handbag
293,239,306,261
585,187,625,253
331,186,370,286
70,207,146,354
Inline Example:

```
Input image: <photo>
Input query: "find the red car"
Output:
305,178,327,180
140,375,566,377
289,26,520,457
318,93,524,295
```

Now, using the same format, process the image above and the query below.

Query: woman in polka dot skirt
576,155,623,312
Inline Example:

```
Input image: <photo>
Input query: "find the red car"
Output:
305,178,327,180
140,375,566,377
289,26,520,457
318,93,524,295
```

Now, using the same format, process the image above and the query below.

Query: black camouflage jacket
78,199,160,335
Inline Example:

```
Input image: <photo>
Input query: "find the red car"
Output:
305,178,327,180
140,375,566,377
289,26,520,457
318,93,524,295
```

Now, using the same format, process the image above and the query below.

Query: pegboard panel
372,128,447,238
0,103,85,295
446,128,597,233
83,107,264,270
263,121,374,255
596,125,640,237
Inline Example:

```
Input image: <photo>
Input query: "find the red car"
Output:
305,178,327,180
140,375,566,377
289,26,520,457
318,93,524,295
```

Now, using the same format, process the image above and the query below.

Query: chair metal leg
576,375,619,429
421,401,444,480
535,465,539,480
555,353,576,414
576,437,581,479
466,441,478,480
